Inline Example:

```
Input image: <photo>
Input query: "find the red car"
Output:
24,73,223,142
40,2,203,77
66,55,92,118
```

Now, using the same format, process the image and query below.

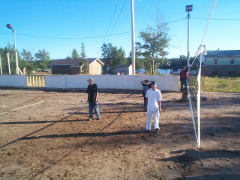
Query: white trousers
146,110,160,130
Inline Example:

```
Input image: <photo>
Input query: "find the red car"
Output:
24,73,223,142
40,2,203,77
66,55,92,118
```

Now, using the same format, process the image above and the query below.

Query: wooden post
0,55,2,75
182,91,188,99
7,53,11,75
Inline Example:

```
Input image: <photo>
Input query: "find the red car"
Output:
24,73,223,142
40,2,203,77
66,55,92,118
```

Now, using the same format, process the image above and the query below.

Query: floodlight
186,5,193,12
6,24,13,30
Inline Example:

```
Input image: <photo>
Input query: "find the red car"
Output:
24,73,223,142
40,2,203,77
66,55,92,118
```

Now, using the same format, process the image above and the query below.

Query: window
66,66,70,70
54,66,59,70
214,59,217,65
231,59,234,64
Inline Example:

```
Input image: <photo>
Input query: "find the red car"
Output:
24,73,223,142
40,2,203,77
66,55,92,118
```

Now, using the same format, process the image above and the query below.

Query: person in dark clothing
87,78,100,121
180,66,188,92
141,80,153,109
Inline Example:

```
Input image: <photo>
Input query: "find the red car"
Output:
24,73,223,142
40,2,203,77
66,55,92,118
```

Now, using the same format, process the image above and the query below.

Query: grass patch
201,76,240,93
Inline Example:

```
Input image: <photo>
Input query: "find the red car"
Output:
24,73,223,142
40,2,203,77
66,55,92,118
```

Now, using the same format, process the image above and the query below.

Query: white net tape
188,45,206,148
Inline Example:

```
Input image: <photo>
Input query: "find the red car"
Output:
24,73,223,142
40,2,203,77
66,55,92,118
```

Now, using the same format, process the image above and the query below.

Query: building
203,50,240,76
49,58,104,75
115,64,132,75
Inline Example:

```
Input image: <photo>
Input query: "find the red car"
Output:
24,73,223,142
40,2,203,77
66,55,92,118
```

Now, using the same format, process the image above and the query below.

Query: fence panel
27,75,45,87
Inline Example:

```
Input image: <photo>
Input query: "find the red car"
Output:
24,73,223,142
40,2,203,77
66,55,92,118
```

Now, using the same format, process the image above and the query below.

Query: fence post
0,55,2,75
7,53,11,75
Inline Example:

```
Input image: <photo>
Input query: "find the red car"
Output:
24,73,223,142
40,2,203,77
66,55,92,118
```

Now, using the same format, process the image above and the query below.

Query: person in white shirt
145,81,162,132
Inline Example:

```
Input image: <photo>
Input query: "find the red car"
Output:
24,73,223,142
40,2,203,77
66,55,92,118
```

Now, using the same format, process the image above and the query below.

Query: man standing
180,66,188,92
145,81,162,132
87,78,100,121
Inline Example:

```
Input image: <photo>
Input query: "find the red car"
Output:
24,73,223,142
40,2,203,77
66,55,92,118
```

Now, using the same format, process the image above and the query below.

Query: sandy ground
0,88,240,180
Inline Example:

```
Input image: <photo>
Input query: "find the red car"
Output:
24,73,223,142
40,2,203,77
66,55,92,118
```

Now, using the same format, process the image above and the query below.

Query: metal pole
187,11,190,67
13,30,19,75
131,0,135,75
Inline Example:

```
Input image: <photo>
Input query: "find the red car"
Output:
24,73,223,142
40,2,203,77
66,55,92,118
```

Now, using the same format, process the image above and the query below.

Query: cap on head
151,81,156,85
144,80,149,82
87,78,94,82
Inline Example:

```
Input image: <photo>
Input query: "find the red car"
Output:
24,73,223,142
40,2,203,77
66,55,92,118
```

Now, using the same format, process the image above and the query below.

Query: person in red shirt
180,66,188,92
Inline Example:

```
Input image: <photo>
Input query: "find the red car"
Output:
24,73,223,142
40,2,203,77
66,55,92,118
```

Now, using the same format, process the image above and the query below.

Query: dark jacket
180,69,188,80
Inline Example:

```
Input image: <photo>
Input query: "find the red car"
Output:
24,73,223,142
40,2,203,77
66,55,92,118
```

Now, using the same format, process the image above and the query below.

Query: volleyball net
187,0,217,149
188,45,206,149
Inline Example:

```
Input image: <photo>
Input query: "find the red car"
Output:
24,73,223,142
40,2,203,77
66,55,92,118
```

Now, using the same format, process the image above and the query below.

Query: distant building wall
52,65,71,74
202,65,240,76
71,67,80,74
116,65,132,75
203,57,240,76
89,61,102,75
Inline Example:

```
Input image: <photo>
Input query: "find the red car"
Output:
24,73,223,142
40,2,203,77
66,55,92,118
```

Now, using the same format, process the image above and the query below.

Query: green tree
83,61,89,74
101,43,126,73
71,49,80,59
35,49,51,70
66,55,72,59
80,43,86,59
20,49,35,73
21,49,34,61
127,51,145,70
136,23,170,74
0,44,18,74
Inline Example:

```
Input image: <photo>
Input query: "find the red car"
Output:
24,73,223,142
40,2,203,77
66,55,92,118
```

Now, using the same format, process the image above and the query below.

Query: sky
1,0,240,60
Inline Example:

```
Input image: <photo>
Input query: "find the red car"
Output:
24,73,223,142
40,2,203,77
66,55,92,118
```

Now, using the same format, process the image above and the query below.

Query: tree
21,49,34,62
66,55,72,59
169,55,188,69
35,49,51,70
80,43,86,59
20,49,35,73
101,43,126,73
71,49,80,59
136,23,170,74
0,44,19,74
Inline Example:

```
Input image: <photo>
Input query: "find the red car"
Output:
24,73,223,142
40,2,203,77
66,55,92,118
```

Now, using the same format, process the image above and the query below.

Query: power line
106,0,127,42
102,0,120,43
193,18,240,21
1,17,237,41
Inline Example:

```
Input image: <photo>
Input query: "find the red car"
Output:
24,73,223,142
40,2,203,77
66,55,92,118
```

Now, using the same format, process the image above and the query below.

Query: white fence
0,75,179,91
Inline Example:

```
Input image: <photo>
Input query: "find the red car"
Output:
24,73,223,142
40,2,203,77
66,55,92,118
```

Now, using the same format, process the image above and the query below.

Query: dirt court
0,88,239,180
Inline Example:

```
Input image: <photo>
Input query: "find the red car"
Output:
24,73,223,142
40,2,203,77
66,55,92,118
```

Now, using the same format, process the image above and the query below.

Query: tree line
0,23,190,75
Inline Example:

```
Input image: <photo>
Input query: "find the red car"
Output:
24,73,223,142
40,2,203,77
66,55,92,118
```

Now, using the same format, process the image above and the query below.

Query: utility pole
131,0,135,75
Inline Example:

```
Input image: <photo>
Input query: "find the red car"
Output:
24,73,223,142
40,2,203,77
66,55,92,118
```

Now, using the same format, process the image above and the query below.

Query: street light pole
6,24,19,75
186,5,193,67
131,0,135,75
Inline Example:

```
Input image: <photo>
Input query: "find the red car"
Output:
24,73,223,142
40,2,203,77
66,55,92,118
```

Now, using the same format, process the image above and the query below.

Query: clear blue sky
1,0,239,60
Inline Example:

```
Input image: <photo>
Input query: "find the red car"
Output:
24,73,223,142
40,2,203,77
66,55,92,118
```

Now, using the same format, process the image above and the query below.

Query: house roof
49,58,104,67
205,50,240,58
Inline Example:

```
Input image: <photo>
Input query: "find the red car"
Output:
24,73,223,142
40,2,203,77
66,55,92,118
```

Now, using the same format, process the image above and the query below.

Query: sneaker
89,118,92,121
155,128,160,133
97,117,101,120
